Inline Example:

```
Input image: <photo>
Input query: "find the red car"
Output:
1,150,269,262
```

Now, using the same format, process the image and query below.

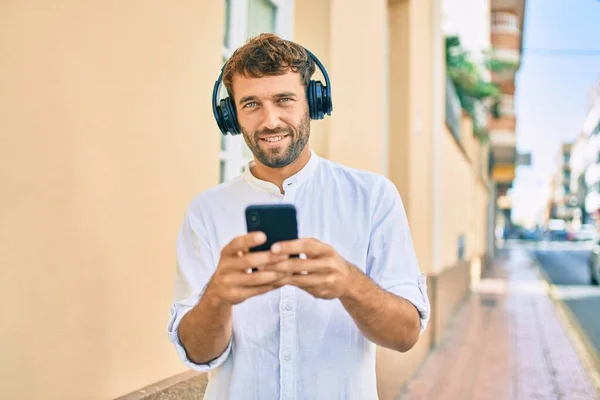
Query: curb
529,253,600,394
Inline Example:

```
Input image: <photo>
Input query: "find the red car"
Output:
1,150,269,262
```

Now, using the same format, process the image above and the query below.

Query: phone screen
245,204,299,253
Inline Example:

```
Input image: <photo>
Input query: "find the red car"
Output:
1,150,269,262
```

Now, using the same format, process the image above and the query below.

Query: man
168,33,430,400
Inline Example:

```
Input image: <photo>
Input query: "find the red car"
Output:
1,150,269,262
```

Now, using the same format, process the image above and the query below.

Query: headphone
212,48,333,136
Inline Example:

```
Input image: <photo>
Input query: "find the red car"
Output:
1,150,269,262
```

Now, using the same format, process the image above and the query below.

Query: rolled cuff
167,301,232,372
384,273,430,333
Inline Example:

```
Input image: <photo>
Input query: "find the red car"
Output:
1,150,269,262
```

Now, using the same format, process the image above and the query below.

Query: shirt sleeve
166,208,232,371
366,177,431,333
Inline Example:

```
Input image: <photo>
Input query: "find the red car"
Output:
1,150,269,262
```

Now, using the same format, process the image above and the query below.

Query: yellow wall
440,126,474,269
0,1,223,398
473,180,490,258
294,0,331,159
327,0,388,174
461,115,476,164
1,1,492,399
407,0,436,277
388,0,412,227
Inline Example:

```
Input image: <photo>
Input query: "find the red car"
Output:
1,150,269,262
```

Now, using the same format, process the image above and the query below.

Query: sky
510,0,600,224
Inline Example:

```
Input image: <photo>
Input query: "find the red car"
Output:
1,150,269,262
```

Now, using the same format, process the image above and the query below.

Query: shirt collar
243,149,320,195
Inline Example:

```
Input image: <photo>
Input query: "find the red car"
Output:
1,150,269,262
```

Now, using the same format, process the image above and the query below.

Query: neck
250,147,312,193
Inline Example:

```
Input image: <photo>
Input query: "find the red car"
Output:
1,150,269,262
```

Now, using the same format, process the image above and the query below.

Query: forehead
232,71,304,100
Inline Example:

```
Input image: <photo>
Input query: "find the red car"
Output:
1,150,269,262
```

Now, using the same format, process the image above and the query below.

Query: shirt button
283,353,292,361
284,303,293,311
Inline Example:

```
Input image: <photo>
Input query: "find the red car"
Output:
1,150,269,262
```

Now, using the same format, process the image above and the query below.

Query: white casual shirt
167,151,430,400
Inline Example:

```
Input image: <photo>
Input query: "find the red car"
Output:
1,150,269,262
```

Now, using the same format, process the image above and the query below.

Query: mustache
254,127,293,138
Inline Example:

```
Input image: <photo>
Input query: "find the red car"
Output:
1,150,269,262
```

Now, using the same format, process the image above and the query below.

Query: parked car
547,219,568,241
574,224,598,242
518,227,540,241
588,242,600,285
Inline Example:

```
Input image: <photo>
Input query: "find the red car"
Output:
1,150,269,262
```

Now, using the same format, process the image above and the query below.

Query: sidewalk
399,249,600,400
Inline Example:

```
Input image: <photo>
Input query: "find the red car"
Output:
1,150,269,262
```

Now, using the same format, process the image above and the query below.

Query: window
218,0,294,183
247,0,277,37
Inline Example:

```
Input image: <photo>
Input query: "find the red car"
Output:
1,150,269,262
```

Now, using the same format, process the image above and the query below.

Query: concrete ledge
431,259,472,346
115,371,207,400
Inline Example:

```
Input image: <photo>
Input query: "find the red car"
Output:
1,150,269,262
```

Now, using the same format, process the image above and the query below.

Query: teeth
264,136,285,142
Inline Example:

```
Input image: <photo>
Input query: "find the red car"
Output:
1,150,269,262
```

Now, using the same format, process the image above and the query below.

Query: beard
242,113,311,168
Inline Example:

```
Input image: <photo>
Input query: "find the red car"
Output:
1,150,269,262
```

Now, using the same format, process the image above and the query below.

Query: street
530,243,600,356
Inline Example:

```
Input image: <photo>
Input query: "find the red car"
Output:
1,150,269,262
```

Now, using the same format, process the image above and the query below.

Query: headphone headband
212,46,333,136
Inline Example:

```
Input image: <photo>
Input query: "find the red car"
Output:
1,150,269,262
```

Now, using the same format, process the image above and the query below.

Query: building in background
488,0,527,243
569,133,589,226
568,78,600,229
547,144,579,225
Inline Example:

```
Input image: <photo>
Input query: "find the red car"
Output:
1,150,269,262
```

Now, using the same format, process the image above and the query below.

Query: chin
261,153,296,168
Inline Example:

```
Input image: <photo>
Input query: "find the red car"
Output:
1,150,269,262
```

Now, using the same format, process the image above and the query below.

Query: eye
243,101,258,109
278,97,293,104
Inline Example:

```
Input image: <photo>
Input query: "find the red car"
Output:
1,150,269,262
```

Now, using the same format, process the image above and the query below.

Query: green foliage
446,36,510,138
486,58,520,72
474,126,490,143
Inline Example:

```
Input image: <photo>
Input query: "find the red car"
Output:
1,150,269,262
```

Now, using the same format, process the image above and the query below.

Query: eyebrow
238,92,298,105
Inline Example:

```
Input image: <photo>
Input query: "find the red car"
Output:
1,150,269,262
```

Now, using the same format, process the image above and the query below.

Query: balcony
491,78,515,94
491,32,521,50
488,48,520,84
491,48,520,65
488,114,516,131
491,12,520,35
499,95,515,117
491,0,526,15
490,130,516,148
491,69,516,84
492,139,516,161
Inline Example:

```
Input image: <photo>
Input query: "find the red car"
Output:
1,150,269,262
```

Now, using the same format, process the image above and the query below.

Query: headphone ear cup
308,80,327,120
214,102,227,135
220,97,241,135
307,81,317,120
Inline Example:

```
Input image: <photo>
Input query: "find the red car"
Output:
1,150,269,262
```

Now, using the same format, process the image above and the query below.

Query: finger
264,258,329,274
280,272,327,288
232,270,290,287
270,238,332,258
221,232,266,256
227,252,289,271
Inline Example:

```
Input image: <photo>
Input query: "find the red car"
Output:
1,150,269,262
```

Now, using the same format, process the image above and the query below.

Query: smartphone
245,204,299,254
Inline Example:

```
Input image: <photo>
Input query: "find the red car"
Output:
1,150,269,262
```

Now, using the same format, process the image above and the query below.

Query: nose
260,102,282,131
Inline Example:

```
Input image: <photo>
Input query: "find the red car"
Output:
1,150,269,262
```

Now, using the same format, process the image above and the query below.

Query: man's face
232,71,310,168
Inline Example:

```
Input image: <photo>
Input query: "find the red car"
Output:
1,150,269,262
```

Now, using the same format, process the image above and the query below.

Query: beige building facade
1,1,496,399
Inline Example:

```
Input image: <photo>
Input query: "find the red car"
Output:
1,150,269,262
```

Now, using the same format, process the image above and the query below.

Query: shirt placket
279,184,296,400
278,286,296,400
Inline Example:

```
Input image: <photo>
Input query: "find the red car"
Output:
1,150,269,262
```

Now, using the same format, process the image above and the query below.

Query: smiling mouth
260,134,289,143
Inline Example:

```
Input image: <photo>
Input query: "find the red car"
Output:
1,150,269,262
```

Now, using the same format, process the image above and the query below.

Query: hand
268,238,356,299
206,232,290,306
